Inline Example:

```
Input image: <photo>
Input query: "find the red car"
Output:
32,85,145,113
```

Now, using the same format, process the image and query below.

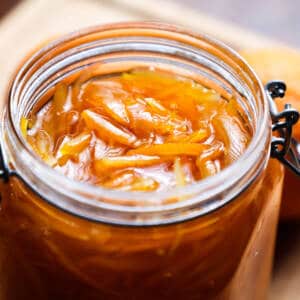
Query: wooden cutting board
0,1,296,299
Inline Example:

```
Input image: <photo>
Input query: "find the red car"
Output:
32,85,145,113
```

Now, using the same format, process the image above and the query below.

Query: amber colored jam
22,67,251,191
0,64,283,300
0,155,283,300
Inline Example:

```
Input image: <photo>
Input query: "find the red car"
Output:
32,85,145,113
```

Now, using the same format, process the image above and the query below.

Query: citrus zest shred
23,67,251,191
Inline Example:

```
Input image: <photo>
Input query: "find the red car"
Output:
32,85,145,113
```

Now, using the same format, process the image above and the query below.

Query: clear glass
0,22,284,299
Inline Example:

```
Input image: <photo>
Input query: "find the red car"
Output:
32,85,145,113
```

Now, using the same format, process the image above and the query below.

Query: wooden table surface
0,1,298,299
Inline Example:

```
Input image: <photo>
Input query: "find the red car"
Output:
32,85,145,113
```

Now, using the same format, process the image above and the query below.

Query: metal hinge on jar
266,81,300,175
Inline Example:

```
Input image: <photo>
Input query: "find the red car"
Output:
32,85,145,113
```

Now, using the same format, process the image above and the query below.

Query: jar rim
3,21,270,226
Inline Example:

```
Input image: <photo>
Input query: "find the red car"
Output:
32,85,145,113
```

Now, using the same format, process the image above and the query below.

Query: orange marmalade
22,67,251,191
0,23,285,300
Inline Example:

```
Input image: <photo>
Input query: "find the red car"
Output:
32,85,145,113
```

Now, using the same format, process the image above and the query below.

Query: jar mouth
3,22,270,225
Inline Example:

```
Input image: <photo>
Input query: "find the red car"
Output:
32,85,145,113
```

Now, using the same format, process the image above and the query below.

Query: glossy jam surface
23,67,251,191
3,63,283,300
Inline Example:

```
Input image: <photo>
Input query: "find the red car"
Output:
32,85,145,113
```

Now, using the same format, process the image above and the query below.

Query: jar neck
1,22,270,226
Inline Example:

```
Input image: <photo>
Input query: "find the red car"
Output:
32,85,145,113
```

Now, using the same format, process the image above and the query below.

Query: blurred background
1,0,300,47
172,0,300,47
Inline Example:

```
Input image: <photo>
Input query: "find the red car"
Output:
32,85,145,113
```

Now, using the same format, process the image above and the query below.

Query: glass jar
281,169,300,219
0,22,288,300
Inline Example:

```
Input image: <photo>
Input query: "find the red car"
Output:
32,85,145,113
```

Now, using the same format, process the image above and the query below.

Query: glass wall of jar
0,23,284,300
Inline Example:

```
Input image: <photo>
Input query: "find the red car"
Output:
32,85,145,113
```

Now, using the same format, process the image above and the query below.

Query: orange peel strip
82,109,137,146
94,155,164,172
127,143,210,156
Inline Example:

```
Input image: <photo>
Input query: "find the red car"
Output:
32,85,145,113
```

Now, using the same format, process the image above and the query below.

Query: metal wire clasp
266,81,300,175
